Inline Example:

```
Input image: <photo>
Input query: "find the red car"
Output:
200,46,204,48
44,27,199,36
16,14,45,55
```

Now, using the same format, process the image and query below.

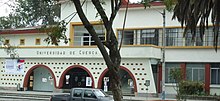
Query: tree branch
91,0,120,48
72,0,114,68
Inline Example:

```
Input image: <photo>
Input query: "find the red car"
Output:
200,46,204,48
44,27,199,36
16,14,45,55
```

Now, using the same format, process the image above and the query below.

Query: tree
0,0,60,29
169,68,184,100
172,0,220,50
71,0,123,101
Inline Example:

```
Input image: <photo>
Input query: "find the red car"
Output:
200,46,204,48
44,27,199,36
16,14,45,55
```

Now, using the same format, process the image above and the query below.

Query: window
4,39,10,45
165,63,181,83
204,27,220,46
20,39,25,45
117,29,159,45
186,63,205,82
35,38,41,45
185,29,203,46
118,26,220,47
84,90,96,98
73,89,82,97
140,29,159,45
0,40,3,46
118,30,135,45
211,63,220,84
93,89,107,97
73,25,105,46
166,28,184,46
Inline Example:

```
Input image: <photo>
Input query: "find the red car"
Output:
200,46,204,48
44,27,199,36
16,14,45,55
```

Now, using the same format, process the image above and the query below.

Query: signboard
65,75,70,84
145,80,150,86
5,59,25,74
128,79,133,87
103,77,109,82
86,77,92,86
103,77,109,92
42,78,47,82
104,86,108,92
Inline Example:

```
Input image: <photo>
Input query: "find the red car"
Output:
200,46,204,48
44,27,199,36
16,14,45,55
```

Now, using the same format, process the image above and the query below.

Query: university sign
35,49,100,58
0,48,102,58
0,46,161,58
36,50,98,56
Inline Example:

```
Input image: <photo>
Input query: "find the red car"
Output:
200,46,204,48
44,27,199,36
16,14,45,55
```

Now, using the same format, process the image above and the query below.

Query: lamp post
145,6,166,100
161,9,166,100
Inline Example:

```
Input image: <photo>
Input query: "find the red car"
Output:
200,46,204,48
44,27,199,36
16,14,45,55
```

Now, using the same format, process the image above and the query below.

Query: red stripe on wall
180,63,186,80
158,64,162,93
205,64,211,94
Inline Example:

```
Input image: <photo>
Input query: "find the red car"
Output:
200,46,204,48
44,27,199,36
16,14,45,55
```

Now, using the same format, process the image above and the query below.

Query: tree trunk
109,40,122,101
72,0,123,101
109,67,123,101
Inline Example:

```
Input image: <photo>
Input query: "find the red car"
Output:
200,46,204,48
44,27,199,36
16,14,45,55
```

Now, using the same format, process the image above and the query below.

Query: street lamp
161,9,166,100
145,4,166,100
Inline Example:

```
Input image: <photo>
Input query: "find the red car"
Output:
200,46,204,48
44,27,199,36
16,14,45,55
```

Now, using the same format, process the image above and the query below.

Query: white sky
0,0,141,17
0,0,14,17
130,0,142,3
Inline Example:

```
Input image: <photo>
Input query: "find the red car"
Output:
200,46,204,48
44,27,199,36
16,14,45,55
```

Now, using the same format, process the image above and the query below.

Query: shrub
179,80,205,95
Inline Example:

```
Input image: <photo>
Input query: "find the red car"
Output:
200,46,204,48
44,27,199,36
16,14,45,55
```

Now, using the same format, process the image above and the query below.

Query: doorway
27,67,55,91
62,68,92,89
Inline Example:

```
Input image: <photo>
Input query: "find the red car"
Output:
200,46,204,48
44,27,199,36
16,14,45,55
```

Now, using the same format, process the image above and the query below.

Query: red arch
97,66,137,92
58,65,95,88
23,64,57,88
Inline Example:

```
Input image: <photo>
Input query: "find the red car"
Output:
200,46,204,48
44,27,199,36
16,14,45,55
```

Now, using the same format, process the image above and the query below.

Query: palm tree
172,0,220,50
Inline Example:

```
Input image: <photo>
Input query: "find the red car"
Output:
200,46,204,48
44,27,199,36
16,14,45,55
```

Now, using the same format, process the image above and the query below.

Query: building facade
0,0,220,96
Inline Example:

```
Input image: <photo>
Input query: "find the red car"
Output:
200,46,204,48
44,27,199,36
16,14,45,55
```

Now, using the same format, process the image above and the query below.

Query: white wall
1,33,53,46
166,48,220,62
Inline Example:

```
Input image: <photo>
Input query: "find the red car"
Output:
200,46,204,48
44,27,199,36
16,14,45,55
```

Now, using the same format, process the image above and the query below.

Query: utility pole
161,9,166,100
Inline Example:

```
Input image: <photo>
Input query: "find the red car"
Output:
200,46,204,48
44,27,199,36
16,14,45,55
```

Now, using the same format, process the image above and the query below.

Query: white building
0,0,220,96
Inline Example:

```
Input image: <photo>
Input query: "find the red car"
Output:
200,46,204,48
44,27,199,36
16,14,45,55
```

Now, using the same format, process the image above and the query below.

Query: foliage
169,68,184,100
0,38,19,59
170,68,205,100
164,0,177,11
169,68,184,83
172,0,220,50
43,21,70,46
179,81,205,95
0,0,60,29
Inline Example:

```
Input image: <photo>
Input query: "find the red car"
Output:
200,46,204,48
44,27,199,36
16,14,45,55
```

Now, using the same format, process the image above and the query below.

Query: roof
58,0,164,8
121,0,164,8
0,26,46,35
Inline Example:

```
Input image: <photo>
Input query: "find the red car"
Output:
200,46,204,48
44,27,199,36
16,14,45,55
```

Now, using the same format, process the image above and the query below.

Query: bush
179,80,205,95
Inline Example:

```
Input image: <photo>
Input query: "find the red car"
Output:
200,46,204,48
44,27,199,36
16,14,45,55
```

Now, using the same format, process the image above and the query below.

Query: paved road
0,98,49,101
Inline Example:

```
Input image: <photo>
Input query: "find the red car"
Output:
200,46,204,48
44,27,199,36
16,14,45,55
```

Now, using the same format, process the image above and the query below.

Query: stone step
0,91,52,100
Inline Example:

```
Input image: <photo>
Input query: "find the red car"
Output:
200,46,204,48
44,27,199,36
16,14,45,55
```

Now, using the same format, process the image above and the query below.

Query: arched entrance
23,65,56,92
98,66,137,94
59,65,94,89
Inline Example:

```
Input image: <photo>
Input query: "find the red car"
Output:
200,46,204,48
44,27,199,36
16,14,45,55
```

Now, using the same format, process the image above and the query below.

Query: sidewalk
123,96,176,101
0,90,178,101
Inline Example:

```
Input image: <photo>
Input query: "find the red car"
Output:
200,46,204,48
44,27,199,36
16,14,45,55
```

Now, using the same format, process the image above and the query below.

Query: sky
0,0,14,17
0,0,141,17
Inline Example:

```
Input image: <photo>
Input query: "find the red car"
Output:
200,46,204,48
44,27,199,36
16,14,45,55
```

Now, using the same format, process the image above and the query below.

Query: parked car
50,88,114,101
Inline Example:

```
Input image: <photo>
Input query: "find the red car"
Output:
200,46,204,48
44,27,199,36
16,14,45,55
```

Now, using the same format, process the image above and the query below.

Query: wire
0,0,12,8
119,0,129,51
64,0,87,24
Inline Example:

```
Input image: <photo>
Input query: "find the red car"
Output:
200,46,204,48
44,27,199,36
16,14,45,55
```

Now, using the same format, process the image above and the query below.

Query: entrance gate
60,66,94,89
23,65,56,92
98,66,137,94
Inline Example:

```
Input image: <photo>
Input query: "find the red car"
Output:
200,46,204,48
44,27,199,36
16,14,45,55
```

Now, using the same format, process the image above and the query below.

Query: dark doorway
62,68,92,89
101,69,134,94
152,65,158,92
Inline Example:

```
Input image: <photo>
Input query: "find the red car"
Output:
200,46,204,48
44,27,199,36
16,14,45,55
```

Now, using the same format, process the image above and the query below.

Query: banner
86,77,92,87
5,59,25,74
